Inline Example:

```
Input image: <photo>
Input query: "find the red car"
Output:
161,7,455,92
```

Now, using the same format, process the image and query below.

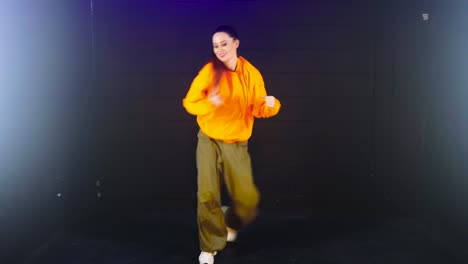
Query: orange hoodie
183,56,281,143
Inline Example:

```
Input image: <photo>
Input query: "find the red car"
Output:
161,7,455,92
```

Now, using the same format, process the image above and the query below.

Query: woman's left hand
263,96,276,108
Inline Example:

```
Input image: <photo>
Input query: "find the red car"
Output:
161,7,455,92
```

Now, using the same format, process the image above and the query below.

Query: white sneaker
222,206,238,242
227,226,237,242
199,251,216,264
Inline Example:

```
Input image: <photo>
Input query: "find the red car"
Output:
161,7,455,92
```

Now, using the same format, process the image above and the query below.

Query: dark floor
22,209,468,264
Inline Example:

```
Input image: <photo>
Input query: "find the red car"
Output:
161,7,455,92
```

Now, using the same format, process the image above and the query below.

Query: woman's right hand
209,93,223,106
208,86,223,106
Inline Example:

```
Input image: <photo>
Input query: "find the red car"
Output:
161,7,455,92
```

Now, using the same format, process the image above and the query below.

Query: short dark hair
213,25,239,40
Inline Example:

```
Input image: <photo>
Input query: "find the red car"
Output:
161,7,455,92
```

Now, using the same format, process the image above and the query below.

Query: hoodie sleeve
182,64,217,116
252,71,281,118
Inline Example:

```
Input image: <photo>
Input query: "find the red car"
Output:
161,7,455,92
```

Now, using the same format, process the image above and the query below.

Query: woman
182,25,281,264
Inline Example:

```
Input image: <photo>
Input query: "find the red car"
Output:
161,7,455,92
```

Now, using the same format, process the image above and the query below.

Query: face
212,32,239,65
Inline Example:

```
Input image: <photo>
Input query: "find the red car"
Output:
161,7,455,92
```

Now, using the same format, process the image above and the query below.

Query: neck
225,56,238,71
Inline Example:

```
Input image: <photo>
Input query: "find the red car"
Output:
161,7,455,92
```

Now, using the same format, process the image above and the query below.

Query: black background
1,0,467,262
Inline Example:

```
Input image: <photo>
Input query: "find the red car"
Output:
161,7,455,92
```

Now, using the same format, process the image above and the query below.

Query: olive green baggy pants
196,130,260,253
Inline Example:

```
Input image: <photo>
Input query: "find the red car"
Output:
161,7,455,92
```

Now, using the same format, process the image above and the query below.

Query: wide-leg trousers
196,130,260,252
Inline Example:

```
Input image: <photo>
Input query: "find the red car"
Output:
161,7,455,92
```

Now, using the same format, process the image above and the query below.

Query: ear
234,39,240,48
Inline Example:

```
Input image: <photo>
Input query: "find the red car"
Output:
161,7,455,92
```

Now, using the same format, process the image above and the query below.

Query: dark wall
3,1,468,261
82,0,467,221
88,0,377,215
0,1,91,263
375,0,468,227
